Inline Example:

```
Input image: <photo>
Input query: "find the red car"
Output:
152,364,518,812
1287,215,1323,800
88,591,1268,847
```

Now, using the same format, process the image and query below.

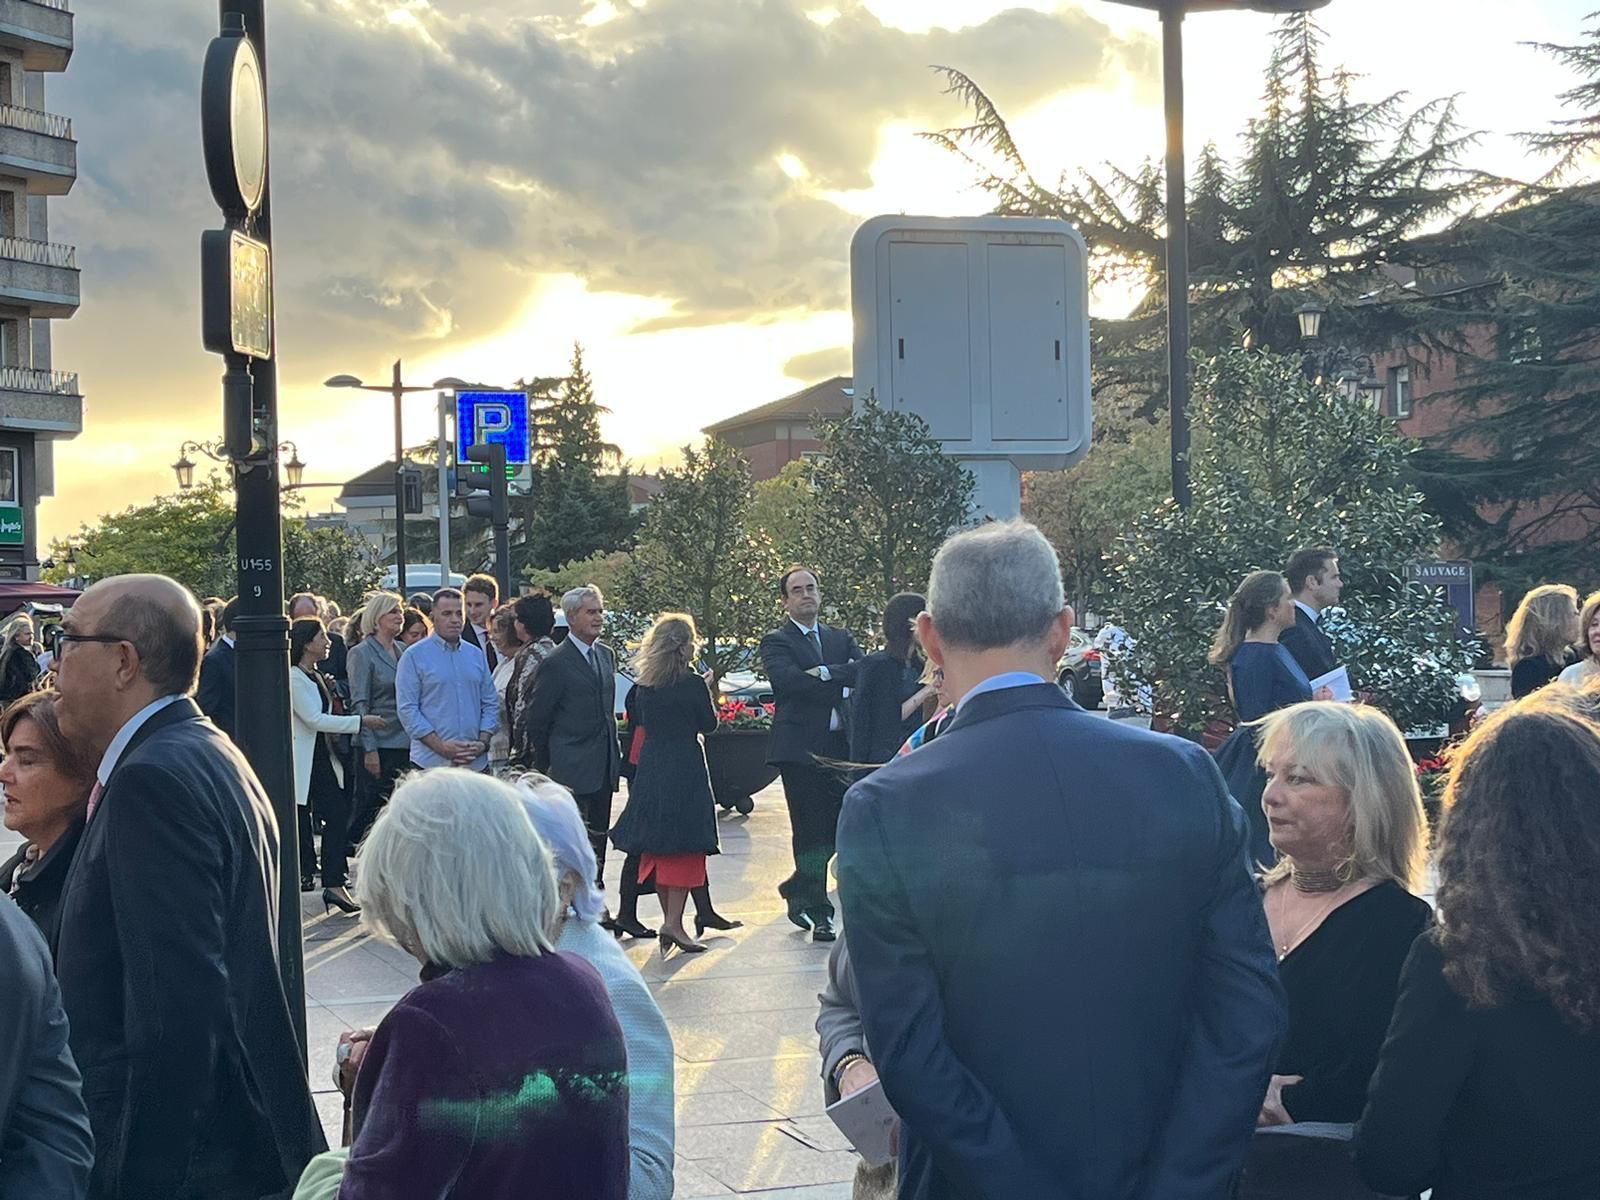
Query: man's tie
86,779,105,823
593,644,605,681
807,628,824,663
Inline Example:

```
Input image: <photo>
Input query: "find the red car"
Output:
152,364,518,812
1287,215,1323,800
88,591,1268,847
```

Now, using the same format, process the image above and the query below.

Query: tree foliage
747,458,818,570
519,343,638,573
806,402,974,638
623,439,781,685
1104,349,1477,736
1022,422,1170,618
44,474,380,609
926,15,1487,423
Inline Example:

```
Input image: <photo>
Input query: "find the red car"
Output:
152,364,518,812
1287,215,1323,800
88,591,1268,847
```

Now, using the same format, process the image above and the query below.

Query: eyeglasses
56,631,133,655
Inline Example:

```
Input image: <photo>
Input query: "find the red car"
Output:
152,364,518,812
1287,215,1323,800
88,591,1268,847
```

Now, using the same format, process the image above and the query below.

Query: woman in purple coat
339,768,629,1199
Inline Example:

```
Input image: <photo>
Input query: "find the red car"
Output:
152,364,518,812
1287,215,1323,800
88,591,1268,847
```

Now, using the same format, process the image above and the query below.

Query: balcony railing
0,236,76,269
0,105,72,140
0,365,80,394
21,0,71,11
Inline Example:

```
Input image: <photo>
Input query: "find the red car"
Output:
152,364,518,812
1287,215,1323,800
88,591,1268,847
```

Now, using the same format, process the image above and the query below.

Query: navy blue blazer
194,638,236,739
836,682,1286,1200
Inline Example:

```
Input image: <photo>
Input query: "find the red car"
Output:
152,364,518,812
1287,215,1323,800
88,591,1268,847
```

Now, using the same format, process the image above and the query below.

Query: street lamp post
1105,0,1331,507
174,438,303,490
1293,302,1385,405
325,363,467,595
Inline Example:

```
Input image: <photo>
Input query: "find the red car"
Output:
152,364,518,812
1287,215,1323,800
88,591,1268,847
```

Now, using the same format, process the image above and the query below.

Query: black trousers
778,758,848,920
350,748,411,852
575,788,616,883
307,754,354,889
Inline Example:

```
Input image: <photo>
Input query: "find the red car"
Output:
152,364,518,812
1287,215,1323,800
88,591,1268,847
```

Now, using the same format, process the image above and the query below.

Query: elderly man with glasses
51,574,325,1200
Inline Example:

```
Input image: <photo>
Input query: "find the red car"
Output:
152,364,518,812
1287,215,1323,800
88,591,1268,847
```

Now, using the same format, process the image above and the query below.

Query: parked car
1056,628,1104,709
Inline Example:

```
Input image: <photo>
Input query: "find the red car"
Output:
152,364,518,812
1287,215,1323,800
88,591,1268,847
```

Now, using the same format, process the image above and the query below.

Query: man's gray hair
561,585,604,621
356,769,557,968
927,520,1065,650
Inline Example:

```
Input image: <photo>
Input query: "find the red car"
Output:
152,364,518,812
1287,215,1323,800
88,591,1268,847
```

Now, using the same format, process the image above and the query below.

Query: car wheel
1058,671,1076,701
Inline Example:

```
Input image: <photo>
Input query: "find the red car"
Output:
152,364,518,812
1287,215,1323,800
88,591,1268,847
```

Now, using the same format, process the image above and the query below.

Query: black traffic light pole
464,441,510,600
208,0,304,1057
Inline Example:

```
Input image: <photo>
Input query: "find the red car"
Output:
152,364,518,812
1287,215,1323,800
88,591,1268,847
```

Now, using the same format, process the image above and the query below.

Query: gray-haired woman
514,772,676,1200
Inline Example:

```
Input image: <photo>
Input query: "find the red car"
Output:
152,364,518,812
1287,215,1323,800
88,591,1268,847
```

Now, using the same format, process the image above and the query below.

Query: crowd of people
2,524,1598,1199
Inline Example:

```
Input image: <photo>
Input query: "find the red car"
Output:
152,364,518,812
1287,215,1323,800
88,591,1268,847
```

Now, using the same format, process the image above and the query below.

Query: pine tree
925,15,1485,423
519,343,638,572
1400,16,1600,598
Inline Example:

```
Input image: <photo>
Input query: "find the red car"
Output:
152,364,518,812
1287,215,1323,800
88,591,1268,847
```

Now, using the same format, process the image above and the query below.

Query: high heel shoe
322,886,361,916
659,930,707,958
694,912,744,936
612,915,657,939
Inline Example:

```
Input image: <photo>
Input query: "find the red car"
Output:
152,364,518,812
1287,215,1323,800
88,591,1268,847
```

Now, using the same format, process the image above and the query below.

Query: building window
0,318,21,368
1388,365,1412,420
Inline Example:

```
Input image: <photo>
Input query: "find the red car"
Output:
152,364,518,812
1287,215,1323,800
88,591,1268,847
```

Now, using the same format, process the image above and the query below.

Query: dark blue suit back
836,683,1285,1200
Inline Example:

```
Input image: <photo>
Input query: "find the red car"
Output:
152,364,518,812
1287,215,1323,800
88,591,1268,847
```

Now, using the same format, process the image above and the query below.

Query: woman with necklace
1250,702,1431,1134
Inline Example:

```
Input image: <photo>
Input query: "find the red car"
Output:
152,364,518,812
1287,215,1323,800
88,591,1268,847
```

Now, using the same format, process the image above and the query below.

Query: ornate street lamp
1295,301,1327,342
173,438,303,490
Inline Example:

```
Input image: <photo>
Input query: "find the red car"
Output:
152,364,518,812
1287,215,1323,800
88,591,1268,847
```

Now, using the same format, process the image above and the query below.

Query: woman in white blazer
291,617,385,915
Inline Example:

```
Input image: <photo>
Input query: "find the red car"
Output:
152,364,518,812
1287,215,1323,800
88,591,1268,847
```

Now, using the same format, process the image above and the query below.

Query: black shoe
694,911,744,936
322,886,361,916
659,930,707,958
612,915,657,939
811,916,836,943
777,881,811,931
301,875,317,893
734,795,755,815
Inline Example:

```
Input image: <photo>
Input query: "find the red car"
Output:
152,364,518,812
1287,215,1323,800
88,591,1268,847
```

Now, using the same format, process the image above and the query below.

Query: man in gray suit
525,585,622,883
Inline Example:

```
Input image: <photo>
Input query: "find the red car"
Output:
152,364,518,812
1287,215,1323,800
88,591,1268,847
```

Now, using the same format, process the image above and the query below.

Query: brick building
701,376,851,481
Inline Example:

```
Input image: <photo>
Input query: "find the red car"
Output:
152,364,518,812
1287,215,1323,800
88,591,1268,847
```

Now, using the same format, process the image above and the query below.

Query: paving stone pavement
302,777,856,1199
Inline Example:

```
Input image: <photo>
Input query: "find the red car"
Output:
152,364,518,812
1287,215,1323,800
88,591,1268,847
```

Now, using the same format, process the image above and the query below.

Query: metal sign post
201,0,304,1057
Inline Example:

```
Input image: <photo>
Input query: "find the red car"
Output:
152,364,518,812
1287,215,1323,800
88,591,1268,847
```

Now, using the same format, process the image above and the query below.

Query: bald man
53,575,324,1200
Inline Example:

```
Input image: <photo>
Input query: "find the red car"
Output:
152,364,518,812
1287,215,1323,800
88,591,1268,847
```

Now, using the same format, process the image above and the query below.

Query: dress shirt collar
789,618,821,638
221,634,235,648
97,694,187,786
955,671,1048,716
1293,599,1322,625
569,634,597,658
429,632,464,652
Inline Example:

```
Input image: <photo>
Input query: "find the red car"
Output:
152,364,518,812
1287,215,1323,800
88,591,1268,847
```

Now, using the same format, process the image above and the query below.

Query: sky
35,0,1599,544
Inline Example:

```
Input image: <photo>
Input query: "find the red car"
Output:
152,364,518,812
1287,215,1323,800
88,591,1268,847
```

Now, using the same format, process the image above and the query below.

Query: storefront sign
0,504,22,546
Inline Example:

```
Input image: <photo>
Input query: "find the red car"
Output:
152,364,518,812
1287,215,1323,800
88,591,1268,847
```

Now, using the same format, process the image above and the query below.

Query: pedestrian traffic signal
462,442,508,525
401,466,424,515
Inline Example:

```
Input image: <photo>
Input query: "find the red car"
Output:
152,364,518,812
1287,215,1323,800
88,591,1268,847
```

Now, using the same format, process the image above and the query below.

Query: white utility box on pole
850,215,1092,519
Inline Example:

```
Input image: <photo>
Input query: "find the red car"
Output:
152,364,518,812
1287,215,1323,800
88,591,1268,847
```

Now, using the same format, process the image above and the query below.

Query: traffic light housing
462,442,508,525
401,465,424,515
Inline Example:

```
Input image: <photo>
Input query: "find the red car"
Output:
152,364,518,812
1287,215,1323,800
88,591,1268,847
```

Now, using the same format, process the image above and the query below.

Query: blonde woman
0,612,41,706
1251,702,1431,1132
1557,590,1600,690
608,613,721,956
346,591,410,847
1505,583,1580,698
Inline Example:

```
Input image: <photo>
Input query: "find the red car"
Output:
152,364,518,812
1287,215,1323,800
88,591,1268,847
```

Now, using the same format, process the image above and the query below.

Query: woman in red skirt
610,612,721,956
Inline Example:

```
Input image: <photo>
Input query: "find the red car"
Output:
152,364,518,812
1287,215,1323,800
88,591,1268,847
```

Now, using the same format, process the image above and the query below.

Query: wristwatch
831,1051,869,1094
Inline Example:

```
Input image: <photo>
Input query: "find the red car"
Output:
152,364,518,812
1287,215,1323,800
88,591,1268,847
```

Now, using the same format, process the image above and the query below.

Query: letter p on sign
474,403,512,442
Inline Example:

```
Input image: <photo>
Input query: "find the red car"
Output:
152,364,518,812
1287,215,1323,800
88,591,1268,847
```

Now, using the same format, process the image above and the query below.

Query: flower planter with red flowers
707,699,778,814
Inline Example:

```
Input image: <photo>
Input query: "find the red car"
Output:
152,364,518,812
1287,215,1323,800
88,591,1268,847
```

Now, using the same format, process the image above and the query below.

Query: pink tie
86,780,105,823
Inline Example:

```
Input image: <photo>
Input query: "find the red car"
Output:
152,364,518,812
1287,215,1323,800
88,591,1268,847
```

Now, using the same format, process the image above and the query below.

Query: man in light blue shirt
395,587,499,771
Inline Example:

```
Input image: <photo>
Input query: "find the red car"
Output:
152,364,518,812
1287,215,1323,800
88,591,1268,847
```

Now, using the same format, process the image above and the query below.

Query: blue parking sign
456,390,529,468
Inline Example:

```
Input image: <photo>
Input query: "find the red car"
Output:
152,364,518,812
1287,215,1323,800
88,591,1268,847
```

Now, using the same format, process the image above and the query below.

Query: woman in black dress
849,592,936,767
0,612,41,707
610,613,721,957
1503,583,1580,698
1250,702,1431,1128
1356,693,1600,1200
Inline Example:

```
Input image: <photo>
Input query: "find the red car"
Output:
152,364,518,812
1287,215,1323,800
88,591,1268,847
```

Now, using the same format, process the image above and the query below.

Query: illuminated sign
455,390,529,472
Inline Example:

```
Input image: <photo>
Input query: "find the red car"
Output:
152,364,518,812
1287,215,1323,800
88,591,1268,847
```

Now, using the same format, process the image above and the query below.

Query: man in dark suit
52,575,325,1200
1279,546,1343,681
759,567,863,942
461,572,500,671
836,522,1286,1200
526,584,621,883
194,595,238,739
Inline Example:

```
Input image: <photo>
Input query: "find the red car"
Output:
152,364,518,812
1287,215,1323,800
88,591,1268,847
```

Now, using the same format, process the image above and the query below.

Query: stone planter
705,727,777,814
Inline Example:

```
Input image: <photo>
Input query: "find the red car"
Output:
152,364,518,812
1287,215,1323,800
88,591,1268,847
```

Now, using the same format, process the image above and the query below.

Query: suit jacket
0,895,93,1199
55,699,325,1200
835,682,1286,1200
462,621,498,671
524,637,621,796
1278,605,1336,681
194,639,236,739
759,621,863,766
